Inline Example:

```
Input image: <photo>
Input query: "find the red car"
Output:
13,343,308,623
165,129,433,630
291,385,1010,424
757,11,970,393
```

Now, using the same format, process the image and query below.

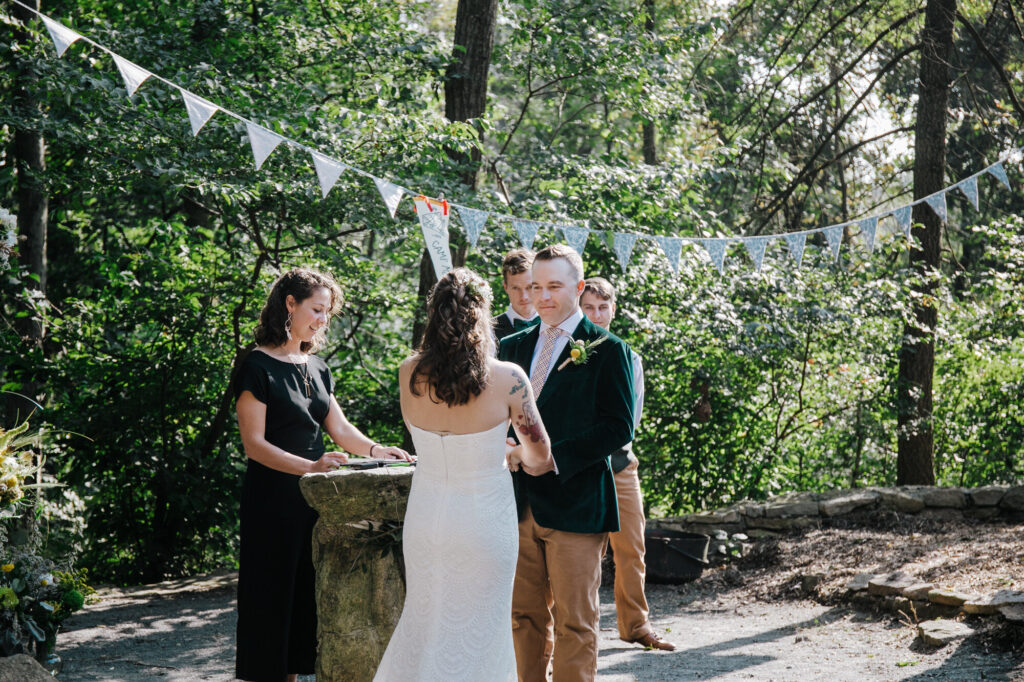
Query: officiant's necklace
262,346,313,397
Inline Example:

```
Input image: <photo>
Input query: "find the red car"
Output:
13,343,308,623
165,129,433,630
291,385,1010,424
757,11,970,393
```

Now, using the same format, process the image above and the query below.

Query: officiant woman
233,268,411,682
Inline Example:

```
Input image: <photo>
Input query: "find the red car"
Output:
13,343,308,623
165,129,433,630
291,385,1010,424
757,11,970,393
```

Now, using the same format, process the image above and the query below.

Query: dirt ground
55,516,1024,681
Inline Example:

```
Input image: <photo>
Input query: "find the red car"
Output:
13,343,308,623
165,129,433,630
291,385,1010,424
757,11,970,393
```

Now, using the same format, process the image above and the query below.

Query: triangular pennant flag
956,176,980,210
40,16,81,57
455,206,489,247
743,236,771,272
823,225,844,261
511,219,540,250
112,54,152,97
612,232,640,273
652,235,682,273
560,224,591,255
858,216,878,253
700,238,728,273
413,198,453,279
923,192,947,222
783,232,806,269
373,177,404,219
310,152,347,199
890,206,913,239
986,162,1010,189
246,122,285,171
180,90,219,136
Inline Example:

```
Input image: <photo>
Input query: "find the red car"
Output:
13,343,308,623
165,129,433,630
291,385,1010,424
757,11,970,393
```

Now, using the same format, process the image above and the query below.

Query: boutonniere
557,335,608,371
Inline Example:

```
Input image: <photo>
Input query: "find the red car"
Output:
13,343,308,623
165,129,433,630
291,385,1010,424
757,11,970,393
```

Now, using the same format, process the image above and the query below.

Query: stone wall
651,484,1024,539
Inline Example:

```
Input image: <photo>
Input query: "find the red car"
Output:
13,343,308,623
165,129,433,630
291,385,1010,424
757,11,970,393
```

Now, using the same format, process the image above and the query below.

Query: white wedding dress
373,420,519,682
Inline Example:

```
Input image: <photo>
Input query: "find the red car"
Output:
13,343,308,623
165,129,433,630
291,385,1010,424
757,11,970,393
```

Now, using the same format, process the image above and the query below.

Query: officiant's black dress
233,350,335,681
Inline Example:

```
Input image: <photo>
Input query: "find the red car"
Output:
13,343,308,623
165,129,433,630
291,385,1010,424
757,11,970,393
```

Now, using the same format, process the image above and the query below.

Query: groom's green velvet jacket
499,314,635,534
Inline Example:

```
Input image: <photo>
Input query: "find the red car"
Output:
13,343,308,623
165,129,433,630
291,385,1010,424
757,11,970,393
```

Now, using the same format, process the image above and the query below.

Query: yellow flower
570,348,581,359
1,564,13,573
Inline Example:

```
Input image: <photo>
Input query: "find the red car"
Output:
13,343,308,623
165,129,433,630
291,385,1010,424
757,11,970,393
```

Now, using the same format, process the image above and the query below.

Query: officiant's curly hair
411,268,494,406
254,268,343,353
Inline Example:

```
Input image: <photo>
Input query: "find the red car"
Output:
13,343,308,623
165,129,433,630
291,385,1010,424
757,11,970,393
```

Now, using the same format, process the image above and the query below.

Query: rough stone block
763,500,820,518
902,582,935,600
968,485,1006,507
868,572,918,596
999,486,1024,511
1000,604,1024,622
921,487,966,508
875,488,925,512
918,620,973,647
846,572,875,592
819,491,880,517
0,655,53,682
963,590,1024,615
927,588,976,606
684,510,740,524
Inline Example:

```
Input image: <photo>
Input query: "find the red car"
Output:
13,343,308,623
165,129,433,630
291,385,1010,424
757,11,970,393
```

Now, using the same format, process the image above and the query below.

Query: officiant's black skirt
236,459,318,681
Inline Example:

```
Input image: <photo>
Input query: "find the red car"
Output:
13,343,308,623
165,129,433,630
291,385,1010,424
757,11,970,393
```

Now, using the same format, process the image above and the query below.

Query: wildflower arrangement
0,207,16,272
0,416,90,662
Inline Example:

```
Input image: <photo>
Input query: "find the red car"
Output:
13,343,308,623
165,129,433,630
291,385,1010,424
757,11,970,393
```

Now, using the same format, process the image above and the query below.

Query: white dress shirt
505,305,538,325
529,308,584,382
630,350,644,431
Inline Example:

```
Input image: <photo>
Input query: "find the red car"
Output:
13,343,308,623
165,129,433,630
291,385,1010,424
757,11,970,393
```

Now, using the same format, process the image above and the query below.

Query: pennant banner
112,54,152,97
823,225,844,261
181,90,219,137
41,15,81,57
652,235,683,273
246,123,285,171
891,206,912,238
783,232,807,269
512,219,540,250
414,198,453,279
743,236,771,272
560,224,591,256
700,238,728,273
455,205,489,247
858,216,878,254
310,152,347,199
957,176,979,210
613,232,640,273
374,177,404,219
923,192,947,222
987,162,1010,189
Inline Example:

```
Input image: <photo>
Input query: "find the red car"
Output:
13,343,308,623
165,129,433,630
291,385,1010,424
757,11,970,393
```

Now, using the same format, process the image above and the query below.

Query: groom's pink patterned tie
531,327,561,398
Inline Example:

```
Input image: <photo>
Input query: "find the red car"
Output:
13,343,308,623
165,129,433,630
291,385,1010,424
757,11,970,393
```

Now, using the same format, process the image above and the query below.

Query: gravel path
54,573,1023,681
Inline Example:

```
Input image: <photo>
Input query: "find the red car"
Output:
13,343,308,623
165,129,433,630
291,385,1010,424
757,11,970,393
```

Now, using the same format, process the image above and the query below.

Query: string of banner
17,0,1022,280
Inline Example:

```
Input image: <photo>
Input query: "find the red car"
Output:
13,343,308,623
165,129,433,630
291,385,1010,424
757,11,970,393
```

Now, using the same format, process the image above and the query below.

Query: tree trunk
897,0,956,485
641,0,658,165
411,0,499,351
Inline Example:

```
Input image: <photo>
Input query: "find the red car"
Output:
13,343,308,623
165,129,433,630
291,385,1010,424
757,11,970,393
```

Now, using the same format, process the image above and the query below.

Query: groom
500,245,635,682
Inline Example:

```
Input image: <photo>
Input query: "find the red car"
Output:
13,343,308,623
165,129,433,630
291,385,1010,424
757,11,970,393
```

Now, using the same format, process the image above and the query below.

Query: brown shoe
630,632,676,651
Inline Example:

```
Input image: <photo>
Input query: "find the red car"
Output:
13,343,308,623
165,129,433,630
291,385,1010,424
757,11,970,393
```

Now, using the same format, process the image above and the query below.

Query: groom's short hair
501,248,534,283
534,244,584,283
583,277,615,304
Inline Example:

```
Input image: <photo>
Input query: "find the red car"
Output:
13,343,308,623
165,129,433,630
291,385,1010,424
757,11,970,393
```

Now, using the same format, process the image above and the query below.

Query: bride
373,268,553,682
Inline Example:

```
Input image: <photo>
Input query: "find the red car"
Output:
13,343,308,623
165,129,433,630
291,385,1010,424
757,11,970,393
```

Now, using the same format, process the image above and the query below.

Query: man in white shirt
580,276,676,652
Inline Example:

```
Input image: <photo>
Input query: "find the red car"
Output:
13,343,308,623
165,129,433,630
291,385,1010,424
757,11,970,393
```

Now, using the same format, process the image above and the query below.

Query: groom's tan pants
512,506,607,682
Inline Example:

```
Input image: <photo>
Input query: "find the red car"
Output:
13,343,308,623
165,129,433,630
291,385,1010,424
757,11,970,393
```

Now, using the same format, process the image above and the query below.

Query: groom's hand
506,439,523,472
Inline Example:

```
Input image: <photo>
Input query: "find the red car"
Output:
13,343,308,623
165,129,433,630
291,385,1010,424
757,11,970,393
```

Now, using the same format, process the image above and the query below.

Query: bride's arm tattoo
516,400,546,444
509,370,526,396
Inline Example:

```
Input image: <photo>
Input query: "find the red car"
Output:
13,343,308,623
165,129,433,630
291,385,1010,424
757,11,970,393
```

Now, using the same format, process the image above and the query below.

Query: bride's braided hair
411,268,494,406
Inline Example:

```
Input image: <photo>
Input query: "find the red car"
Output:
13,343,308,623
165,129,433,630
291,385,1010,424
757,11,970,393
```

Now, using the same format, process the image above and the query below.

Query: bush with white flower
0,207,16,272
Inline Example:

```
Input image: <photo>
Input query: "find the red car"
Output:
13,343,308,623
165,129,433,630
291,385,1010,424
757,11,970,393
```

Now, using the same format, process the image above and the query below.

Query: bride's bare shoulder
488,358,527,388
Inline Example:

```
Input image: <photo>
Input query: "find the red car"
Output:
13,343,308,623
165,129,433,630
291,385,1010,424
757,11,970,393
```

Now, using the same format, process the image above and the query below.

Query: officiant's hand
313,451,349,472
375,445,415,461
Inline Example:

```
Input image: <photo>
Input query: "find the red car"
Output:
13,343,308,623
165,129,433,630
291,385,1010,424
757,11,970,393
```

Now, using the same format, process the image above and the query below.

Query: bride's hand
312,451,349,472
506,440,523,472
376,445,415,461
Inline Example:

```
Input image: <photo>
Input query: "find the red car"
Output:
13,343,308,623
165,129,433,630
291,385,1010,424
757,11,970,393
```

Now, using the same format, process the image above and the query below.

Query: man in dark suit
500,245,635,682
493,248,539,341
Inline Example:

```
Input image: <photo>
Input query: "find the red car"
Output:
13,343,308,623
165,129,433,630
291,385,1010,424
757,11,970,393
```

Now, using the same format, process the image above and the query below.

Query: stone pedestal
300,466,413,682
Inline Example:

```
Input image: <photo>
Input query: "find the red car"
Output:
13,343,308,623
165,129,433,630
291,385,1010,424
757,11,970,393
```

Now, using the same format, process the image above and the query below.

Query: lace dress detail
373,420,518,682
